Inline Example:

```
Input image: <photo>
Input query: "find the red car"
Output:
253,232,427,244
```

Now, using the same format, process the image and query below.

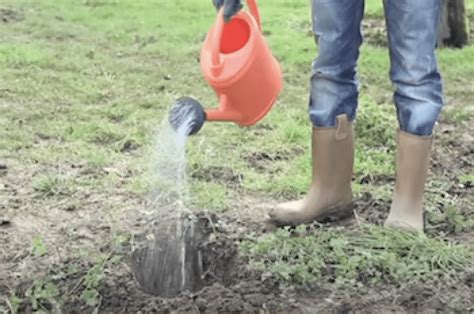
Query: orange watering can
169,0,282,135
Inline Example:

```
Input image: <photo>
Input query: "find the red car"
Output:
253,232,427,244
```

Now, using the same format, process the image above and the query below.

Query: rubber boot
269,114,354,226
385,130,433,233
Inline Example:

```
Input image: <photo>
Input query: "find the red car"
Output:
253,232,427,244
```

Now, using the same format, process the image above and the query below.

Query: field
1,0,473,312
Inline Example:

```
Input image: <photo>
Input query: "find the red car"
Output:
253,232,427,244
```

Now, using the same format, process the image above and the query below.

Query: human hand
212,0,243,22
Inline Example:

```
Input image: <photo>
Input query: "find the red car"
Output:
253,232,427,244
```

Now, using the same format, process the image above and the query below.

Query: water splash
148,115,193,206
132,108,205,297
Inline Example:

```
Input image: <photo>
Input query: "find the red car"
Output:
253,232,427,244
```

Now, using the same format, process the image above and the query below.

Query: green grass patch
0,43,54,67
442,106,473,124
429,205,474,234
241,224,472,286
74,146,113,168
32,174,70,196
355,98,396,179
1,0,472,211
191,181,229,212
458,174,473,185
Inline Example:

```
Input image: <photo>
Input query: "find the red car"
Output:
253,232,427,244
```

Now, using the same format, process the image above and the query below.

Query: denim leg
309,0,364,127
384,0,444,136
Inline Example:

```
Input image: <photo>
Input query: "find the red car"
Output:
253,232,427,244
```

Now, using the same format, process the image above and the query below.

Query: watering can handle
247,0,262,31
211,0,262,76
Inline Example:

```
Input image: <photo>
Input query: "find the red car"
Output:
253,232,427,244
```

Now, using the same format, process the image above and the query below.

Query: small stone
207,233,216,242
65,204,77,212
243,293,264,306
0,163,7,170
0,217,10,226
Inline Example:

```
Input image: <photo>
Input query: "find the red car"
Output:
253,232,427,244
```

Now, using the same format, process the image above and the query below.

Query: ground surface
1,1,473,313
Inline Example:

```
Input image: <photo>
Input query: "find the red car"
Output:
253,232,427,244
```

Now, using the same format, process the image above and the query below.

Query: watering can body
200,0,282,127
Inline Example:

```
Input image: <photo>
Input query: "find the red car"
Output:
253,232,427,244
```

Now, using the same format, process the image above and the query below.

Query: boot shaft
312,114,354,188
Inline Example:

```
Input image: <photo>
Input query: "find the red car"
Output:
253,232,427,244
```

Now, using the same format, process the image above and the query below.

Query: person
213,0,443,232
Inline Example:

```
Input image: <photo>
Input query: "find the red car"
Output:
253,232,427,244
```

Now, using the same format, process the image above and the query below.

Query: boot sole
315,202,354,224
269,201,355,227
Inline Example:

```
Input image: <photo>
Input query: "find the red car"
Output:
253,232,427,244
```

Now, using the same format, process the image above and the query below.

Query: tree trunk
437,0,469,48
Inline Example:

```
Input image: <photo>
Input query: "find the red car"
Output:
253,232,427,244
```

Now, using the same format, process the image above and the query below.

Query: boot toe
384,219,423,233
268,201,306,227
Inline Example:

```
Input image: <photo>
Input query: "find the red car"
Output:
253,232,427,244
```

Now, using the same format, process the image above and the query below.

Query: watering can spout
205,95,243,122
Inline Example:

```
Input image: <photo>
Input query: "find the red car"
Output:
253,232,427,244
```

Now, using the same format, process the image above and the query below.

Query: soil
0,8,23,24
363,18,388,47
1,113,473,312
1,159,473,314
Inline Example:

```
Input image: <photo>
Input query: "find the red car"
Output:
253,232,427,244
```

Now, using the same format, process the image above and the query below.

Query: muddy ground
1,118,473,313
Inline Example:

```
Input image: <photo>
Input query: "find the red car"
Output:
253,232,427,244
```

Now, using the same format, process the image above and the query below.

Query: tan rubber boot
385,130,433,233
269,114,354,226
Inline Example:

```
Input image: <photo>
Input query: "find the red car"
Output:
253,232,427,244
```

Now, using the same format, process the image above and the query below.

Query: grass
25,280,60,312
1,0,473,306
241,224,473,286
1,0,473,201
458,174,473,185
16,253,113,312
32,174,70,196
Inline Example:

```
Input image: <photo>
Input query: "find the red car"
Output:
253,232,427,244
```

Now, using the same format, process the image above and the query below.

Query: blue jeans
309,0,443,136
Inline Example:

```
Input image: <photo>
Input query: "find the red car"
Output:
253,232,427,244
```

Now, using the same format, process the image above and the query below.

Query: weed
438,206,474,233
241,224,472,286
446,207,474,233
2,293,22,314
25,280,60,311
32,174,73,196
80,254,110,307
32,174,60,195
31,236,48,257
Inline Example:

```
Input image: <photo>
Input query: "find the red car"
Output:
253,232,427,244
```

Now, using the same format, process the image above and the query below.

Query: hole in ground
131,212,237,297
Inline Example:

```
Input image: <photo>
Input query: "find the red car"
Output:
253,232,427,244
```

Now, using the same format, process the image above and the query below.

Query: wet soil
95,212,297,313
